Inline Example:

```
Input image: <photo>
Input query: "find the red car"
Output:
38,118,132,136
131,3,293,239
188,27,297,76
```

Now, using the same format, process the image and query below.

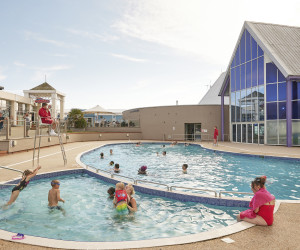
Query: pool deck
0,140,299,250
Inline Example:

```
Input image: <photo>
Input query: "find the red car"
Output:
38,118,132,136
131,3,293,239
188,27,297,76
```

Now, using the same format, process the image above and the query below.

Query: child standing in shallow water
113,182,128,213
48,180,65,212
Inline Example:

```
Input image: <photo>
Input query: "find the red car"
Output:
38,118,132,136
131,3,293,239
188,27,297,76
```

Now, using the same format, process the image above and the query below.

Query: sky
1,0,300,110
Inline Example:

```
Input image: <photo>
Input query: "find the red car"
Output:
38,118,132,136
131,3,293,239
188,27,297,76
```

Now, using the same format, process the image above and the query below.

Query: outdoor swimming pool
80,143,300,200
0,173,242,242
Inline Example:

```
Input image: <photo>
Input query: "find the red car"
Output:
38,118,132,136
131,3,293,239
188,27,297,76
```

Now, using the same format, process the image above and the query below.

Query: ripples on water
81,143,300,200
0,174,242,241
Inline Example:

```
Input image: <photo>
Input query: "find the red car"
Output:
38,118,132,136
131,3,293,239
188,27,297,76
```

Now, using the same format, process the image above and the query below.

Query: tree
68,109,87,129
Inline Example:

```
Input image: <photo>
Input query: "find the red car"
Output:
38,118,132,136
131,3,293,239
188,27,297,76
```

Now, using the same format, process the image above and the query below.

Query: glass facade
230,29,265,144
292,81,300,145
229,29,300,146
265,63,287,144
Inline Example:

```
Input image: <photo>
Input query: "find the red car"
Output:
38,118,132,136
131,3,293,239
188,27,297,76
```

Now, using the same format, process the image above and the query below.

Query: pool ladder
32,118,67,167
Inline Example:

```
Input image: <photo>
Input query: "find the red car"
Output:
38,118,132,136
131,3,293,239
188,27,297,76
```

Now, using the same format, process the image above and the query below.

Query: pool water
0,174,242,242
80,143,300,200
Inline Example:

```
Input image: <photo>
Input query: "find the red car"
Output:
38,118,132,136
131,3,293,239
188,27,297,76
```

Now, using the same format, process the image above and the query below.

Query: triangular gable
30,82,56,91
219,21,300,96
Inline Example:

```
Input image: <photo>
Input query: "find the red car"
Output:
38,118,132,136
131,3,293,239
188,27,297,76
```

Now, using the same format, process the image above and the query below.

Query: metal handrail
170,186,218,197
86,165,114,178
219,191,253,198
135,179,170,191
0,166,23,173
112,173,135,183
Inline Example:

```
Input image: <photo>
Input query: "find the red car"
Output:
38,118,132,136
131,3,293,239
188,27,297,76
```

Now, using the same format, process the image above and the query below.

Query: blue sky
1,0,300,110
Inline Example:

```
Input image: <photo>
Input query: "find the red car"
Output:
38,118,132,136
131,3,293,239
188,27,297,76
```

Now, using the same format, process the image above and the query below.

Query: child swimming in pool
48,180,65,212
113,182,128,213
107,187,115,199
182,164,188,174
138,165,147,175
109,161,114,166
114,163,120,173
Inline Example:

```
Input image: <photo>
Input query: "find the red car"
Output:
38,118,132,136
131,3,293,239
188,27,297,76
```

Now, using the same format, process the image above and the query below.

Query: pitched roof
219,21,300,96
30,82,56,91
247,21,300,77
199,72,229,105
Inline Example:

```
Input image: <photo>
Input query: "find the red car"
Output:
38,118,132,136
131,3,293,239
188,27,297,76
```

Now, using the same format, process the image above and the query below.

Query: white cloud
32,65,72,71
29,65,72,82
111,53,148,63
14,61,26,67
113,0,300,67
66,28,119,42
24,31,79,48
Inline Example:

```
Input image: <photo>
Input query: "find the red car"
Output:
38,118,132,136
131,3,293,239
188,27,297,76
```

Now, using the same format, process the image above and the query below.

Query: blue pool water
0,174,242,241
80,143,300,200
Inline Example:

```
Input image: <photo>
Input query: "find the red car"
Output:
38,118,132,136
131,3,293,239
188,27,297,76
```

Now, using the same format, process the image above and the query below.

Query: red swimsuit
258,203,275,226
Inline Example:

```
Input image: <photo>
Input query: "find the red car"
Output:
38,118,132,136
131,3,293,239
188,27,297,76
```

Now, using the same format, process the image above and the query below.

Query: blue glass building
219,22,300,146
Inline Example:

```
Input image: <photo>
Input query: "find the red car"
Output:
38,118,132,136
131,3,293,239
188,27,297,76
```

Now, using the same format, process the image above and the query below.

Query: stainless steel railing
134,179,170,191
85,165,253,199
219,191,253,198
170,186,218,197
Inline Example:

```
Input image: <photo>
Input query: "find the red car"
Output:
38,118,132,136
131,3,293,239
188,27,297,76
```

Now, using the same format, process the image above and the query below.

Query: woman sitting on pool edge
237,176,275,226
126,184,137,212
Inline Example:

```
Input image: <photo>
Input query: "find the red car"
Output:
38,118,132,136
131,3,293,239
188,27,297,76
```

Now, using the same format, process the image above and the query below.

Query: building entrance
185,123,201,141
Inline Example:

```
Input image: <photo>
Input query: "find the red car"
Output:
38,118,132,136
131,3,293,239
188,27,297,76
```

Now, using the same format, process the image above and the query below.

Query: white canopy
83,105,114,114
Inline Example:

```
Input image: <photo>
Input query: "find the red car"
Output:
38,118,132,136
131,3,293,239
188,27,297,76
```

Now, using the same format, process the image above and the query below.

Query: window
251,37,257,59
266,120,278,144
241,31,246,64
258,86,264,121
258,44,264,57
292,121,300,145
278,82,286,101
266,84,277,102
232,124,236,142
267,102,277,120
231,68,235,92
246,61,251,88
258,57,264,85
241,64,246,90
278,102,286,119
246,30,251,62
292,100,300,119
292,81,300,100
266,63,277,83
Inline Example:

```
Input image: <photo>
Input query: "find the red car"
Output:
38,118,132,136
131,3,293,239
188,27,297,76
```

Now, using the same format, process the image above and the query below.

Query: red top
38,107,51,122
214,128,218,139
115,190,127,204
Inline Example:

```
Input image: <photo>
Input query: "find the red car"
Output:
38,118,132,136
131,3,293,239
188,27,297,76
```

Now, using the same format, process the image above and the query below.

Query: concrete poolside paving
0,141,299,250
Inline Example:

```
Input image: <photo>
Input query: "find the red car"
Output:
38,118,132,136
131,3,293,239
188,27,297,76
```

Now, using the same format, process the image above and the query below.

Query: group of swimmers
3,162,275,225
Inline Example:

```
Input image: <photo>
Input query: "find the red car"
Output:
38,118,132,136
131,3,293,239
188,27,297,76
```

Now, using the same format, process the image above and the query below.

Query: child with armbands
113,182,128,213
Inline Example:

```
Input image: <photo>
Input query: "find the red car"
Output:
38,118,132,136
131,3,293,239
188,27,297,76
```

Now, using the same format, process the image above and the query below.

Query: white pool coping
0,141,298,249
